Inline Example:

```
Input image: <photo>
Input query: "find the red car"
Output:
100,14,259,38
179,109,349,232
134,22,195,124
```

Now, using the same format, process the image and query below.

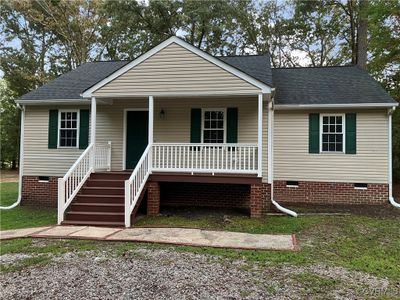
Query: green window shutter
48,110,58,149
226,107,238,143
309,113,320,153
79,109,90,149
345,113,356,154
190,108,202,143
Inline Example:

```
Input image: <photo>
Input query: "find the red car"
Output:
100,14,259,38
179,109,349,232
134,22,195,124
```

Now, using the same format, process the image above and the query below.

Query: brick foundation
21,174,389,215
147,181,160,216
250,184,263,217
273,180,389,205
250,184,273,217
159,182,255,211
21,176,59,207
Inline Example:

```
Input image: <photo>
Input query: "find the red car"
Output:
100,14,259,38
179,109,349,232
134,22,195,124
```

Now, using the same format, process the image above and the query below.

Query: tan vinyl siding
153,97,259,143
23,106,89,176
273,110,389,183
93,43,260,97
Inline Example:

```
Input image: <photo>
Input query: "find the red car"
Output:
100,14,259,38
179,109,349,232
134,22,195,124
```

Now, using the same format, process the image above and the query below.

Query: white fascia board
81,36,271,98
15,99,90,105
92,91,268,99
274,103,398,110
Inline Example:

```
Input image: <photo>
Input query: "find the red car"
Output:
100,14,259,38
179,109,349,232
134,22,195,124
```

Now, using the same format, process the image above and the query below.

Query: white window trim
319,113,345,154
58,109,80,149
201,108,227,144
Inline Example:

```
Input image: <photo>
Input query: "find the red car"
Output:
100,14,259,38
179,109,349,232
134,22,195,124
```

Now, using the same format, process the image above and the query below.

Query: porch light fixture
159,109,166,119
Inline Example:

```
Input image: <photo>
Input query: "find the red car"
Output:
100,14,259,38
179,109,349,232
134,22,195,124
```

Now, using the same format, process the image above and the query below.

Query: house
15,36,398,227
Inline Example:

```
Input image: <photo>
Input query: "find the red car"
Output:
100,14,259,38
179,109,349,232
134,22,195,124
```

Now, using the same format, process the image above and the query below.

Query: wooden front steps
62,172,131,227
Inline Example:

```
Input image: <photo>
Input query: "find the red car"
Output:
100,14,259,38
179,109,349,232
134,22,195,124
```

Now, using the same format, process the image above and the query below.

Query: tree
103,0,182,60
0,80,19,169
17,0,111,70
290,0,344,66
181,0,238,55
356,0,368,69
367,0,400,180
0,1,55,96
235,0,298,67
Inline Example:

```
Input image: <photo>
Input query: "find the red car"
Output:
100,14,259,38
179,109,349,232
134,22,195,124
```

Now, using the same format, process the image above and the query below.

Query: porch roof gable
82,36,272,97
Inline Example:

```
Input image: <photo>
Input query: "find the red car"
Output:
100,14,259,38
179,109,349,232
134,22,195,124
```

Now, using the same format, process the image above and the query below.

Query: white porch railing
124,144,152,227
57,142,112,224
152,143,259,174
94,141,112,171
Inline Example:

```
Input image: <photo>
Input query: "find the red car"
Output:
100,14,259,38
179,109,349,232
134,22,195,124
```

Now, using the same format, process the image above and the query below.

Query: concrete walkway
0,226,299,251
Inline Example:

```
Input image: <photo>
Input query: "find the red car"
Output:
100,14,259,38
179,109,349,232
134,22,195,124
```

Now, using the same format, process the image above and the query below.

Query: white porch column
257,93,263,177
148,96,154,144
148,96,154,172
91,96,97,145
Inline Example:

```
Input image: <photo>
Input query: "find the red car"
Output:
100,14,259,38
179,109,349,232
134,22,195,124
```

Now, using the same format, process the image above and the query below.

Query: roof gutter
274,103,398,110
268,93,297,217
388,106,400,208
15,99,90,105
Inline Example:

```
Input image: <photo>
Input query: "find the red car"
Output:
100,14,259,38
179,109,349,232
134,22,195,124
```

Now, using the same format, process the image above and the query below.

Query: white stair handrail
57,143,94,224
125,144,152,227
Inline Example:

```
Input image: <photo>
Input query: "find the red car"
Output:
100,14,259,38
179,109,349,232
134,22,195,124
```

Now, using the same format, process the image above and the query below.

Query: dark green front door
126,111,148,170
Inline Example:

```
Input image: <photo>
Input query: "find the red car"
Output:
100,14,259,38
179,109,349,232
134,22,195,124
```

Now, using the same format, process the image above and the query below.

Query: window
59,111,78,147
321,115,344,152
202,109,225,143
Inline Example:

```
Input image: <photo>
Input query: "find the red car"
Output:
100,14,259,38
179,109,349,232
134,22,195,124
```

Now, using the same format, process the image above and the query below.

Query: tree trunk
356,0,368,69
348,0,357,64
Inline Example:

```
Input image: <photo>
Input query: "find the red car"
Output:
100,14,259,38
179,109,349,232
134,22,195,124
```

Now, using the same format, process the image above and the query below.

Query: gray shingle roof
217,55,273,87
18,61,130,101
18,54,395,106
272,66,396,105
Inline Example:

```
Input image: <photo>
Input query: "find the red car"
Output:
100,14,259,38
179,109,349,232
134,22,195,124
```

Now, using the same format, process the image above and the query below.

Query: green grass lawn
0,182,56,230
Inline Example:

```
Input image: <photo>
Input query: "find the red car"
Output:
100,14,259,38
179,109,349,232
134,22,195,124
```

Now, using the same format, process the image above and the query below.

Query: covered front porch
58,94,270,227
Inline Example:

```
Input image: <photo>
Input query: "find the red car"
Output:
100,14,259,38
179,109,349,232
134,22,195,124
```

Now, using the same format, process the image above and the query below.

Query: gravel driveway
0,245,395,299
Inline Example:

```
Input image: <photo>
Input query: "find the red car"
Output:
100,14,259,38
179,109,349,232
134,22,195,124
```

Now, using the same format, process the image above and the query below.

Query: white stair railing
152,143,258,174
58,143,94,224
57,142,112,224
124,144,152,227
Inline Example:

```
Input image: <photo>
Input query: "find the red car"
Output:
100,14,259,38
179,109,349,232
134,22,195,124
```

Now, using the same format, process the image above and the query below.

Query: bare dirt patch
394,183,400,199
0,170,18,183
284,203,400,218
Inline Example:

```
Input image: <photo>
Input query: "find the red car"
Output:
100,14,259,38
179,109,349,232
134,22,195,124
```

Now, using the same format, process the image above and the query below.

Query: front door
125,111,148,170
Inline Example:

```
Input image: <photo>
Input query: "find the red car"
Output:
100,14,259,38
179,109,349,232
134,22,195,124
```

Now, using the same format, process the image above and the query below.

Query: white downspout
388,106,400,208
0,104,25,210
268,95,298,217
